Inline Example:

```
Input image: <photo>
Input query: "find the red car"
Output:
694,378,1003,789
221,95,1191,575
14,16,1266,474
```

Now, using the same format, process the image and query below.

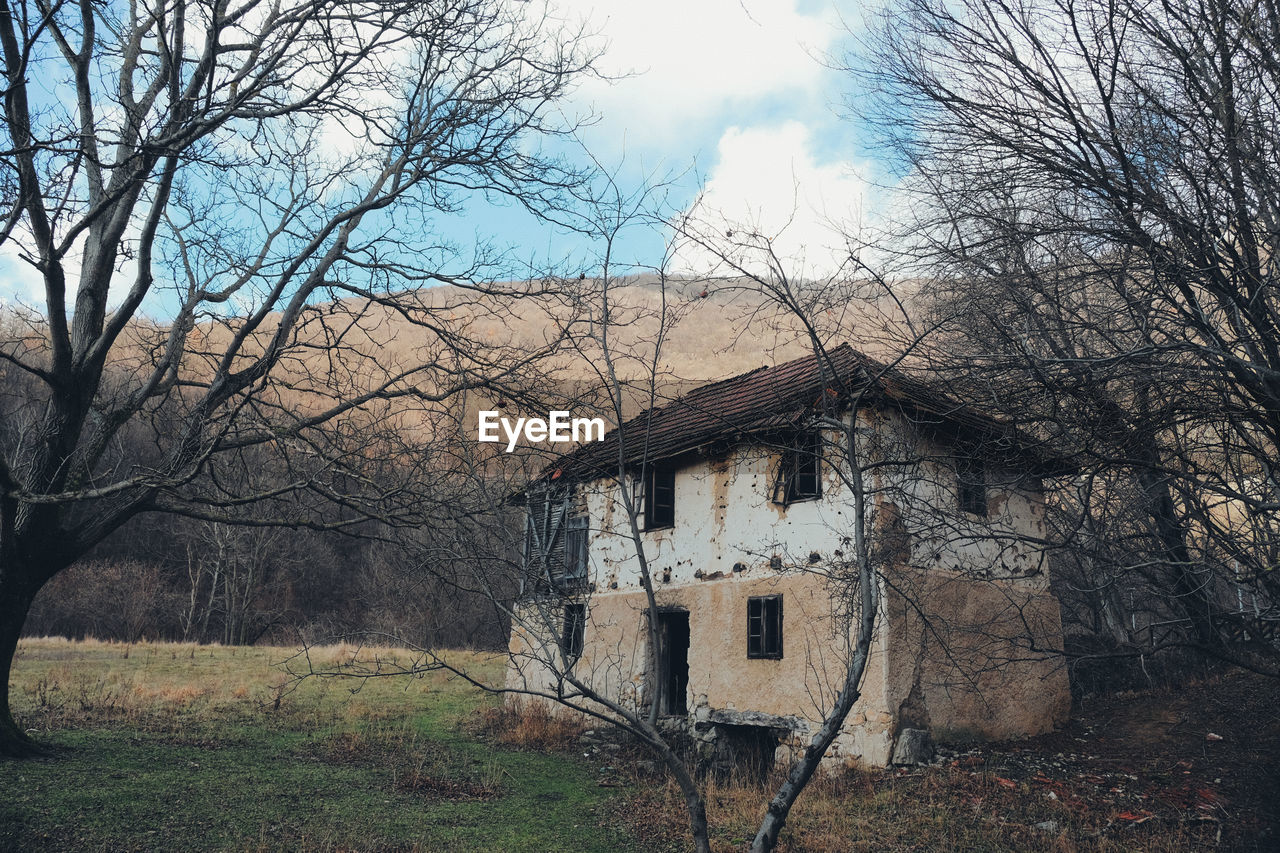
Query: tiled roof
540,343,1028,484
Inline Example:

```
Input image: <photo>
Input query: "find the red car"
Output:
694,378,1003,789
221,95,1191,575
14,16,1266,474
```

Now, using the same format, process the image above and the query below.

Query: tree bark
750,619,873,853
0,574,42,757
1137,466,1219,648
664,750,711,853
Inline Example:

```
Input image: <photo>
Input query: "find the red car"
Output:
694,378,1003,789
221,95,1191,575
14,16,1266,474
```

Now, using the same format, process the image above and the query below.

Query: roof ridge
525,340,1063,488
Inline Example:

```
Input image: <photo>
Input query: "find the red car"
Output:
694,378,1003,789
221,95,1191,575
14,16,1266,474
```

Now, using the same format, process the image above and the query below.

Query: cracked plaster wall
508,408,1070,767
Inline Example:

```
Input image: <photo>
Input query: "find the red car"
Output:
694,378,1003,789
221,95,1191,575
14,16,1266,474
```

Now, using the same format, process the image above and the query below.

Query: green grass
8,639,1255,852
2,638,634,852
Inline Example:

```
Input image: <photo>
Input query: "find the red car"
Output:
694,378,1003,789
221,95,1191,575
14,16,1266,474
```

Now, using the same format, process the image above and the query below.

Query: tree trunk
683,785,711,853
656,740,711,853
750,676,864,853
1137,467,1219,649
0,576,41,757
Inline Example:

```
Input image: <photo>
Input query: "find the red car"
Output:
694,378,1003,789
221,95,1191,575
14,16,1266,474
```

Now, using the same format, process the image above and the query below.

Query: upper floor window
956,458,988,517
563,515,589,588
747,595,783,659
521,490,589,595
775,430,822,505
643,462,676,530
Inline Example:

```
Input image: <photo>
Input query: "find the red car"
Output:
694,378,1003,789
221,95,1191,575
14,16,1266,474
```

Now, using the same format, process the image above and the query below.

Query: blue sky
0,0,882,308
466,0,881,276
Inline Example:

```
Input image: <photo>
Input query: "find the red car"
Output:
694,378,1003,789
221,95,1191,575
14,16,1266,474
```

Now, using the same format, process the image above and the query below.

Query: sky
0,0,884,308
481,0,883,276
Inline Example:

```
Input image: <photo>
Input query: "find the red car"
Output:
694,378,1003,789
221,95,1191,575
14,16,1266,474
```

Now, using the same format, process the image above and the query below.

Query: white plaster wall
510,407,1069,767
582,409,1050,593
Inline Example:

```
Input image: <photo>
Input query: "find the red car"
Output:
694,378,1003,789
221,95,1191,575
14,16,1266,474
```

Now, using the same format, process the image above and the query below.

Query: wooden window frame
775,430,822,505
746,595,784,659
643,462,676,530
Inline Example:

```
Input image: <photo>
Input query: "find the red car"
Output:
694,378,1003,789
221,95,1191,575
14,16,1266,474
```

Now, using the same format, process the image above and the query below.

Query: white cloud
671,121,874,275
0,219,145,315
0,240,45,308
564,0,841,145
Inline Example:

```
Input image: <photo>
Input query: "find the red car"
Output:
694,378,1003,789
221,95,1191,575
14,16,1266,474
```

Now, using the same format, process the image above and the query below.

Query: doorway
655,610,689,716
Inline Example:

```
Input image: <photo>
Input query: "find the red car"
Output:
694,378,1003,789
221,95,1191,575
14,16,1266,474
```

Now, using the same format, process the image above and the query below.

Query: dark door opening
656,610,690,716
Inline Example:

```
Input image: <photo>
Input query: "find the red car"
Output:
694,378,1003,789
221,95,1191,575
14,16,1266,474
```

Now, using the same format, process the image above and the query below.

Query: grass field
2,638,1274,852
2,638,631,853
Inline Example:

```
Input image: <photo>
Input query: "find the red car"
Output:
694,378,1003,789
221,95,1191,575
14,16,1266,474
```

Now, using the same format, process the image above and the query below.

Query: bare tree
293,177,1064,852
0,0,600,755
180,520,286,645
854,0,1280,676
284,168,730,849
667,203,1071,852
471,177,723,852
664,213,906,852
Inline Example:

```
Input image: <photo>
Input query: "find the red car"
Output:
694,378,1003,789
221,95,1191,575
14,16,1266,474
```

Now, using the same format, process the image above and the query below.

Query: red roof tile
543,343,1026,483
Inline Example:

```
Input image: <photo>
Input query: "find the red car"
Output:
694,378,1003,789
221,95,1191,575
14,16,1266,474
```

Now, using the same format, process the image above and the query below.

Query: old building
507,343,1070,769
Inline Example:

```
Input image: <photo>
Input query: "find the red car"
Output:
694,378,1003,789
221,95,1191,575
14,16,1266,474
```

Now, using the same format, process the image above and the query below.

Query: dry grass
471,699,587,752
12,635,499,735
621,765,1221,853
11,639,1265,852
472,702,1209,851
5,638,631,853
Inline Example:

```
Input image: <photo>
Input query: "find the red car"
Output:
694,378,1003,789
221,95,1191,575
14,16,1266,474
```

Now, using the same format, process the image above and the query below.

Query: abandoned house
506,343,1070,770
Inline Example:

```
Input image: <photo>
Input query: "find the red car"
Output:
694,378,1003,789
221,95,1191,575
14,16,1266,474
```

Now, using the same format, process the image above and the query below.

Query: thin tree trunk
752,375,879,853
750,566,878,852
629,722,711,853
750,664,865,853
671,761,712,853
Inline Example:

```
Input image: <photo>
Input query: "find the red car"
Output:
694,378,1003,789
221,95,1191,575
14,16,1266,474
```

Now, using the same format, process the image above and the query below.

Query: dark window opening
644,462,676,530
561,603,586,661
655,610,690,715
563,516,589,589
710,724,778,784
775,430,822,505
747,595,783,659
957,459,988,517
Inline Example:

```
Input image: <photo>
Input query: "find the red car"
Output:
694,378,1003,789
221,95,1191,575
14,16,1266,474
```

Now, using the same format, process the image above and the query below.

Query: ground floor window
747,595,783,659
561,603,586,662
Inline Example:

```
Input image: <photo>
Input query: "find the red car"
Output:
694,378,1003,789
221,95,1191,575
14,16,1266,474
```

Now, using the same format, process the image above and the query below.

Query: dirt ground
615,668,1280,852
944,668,1280,850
